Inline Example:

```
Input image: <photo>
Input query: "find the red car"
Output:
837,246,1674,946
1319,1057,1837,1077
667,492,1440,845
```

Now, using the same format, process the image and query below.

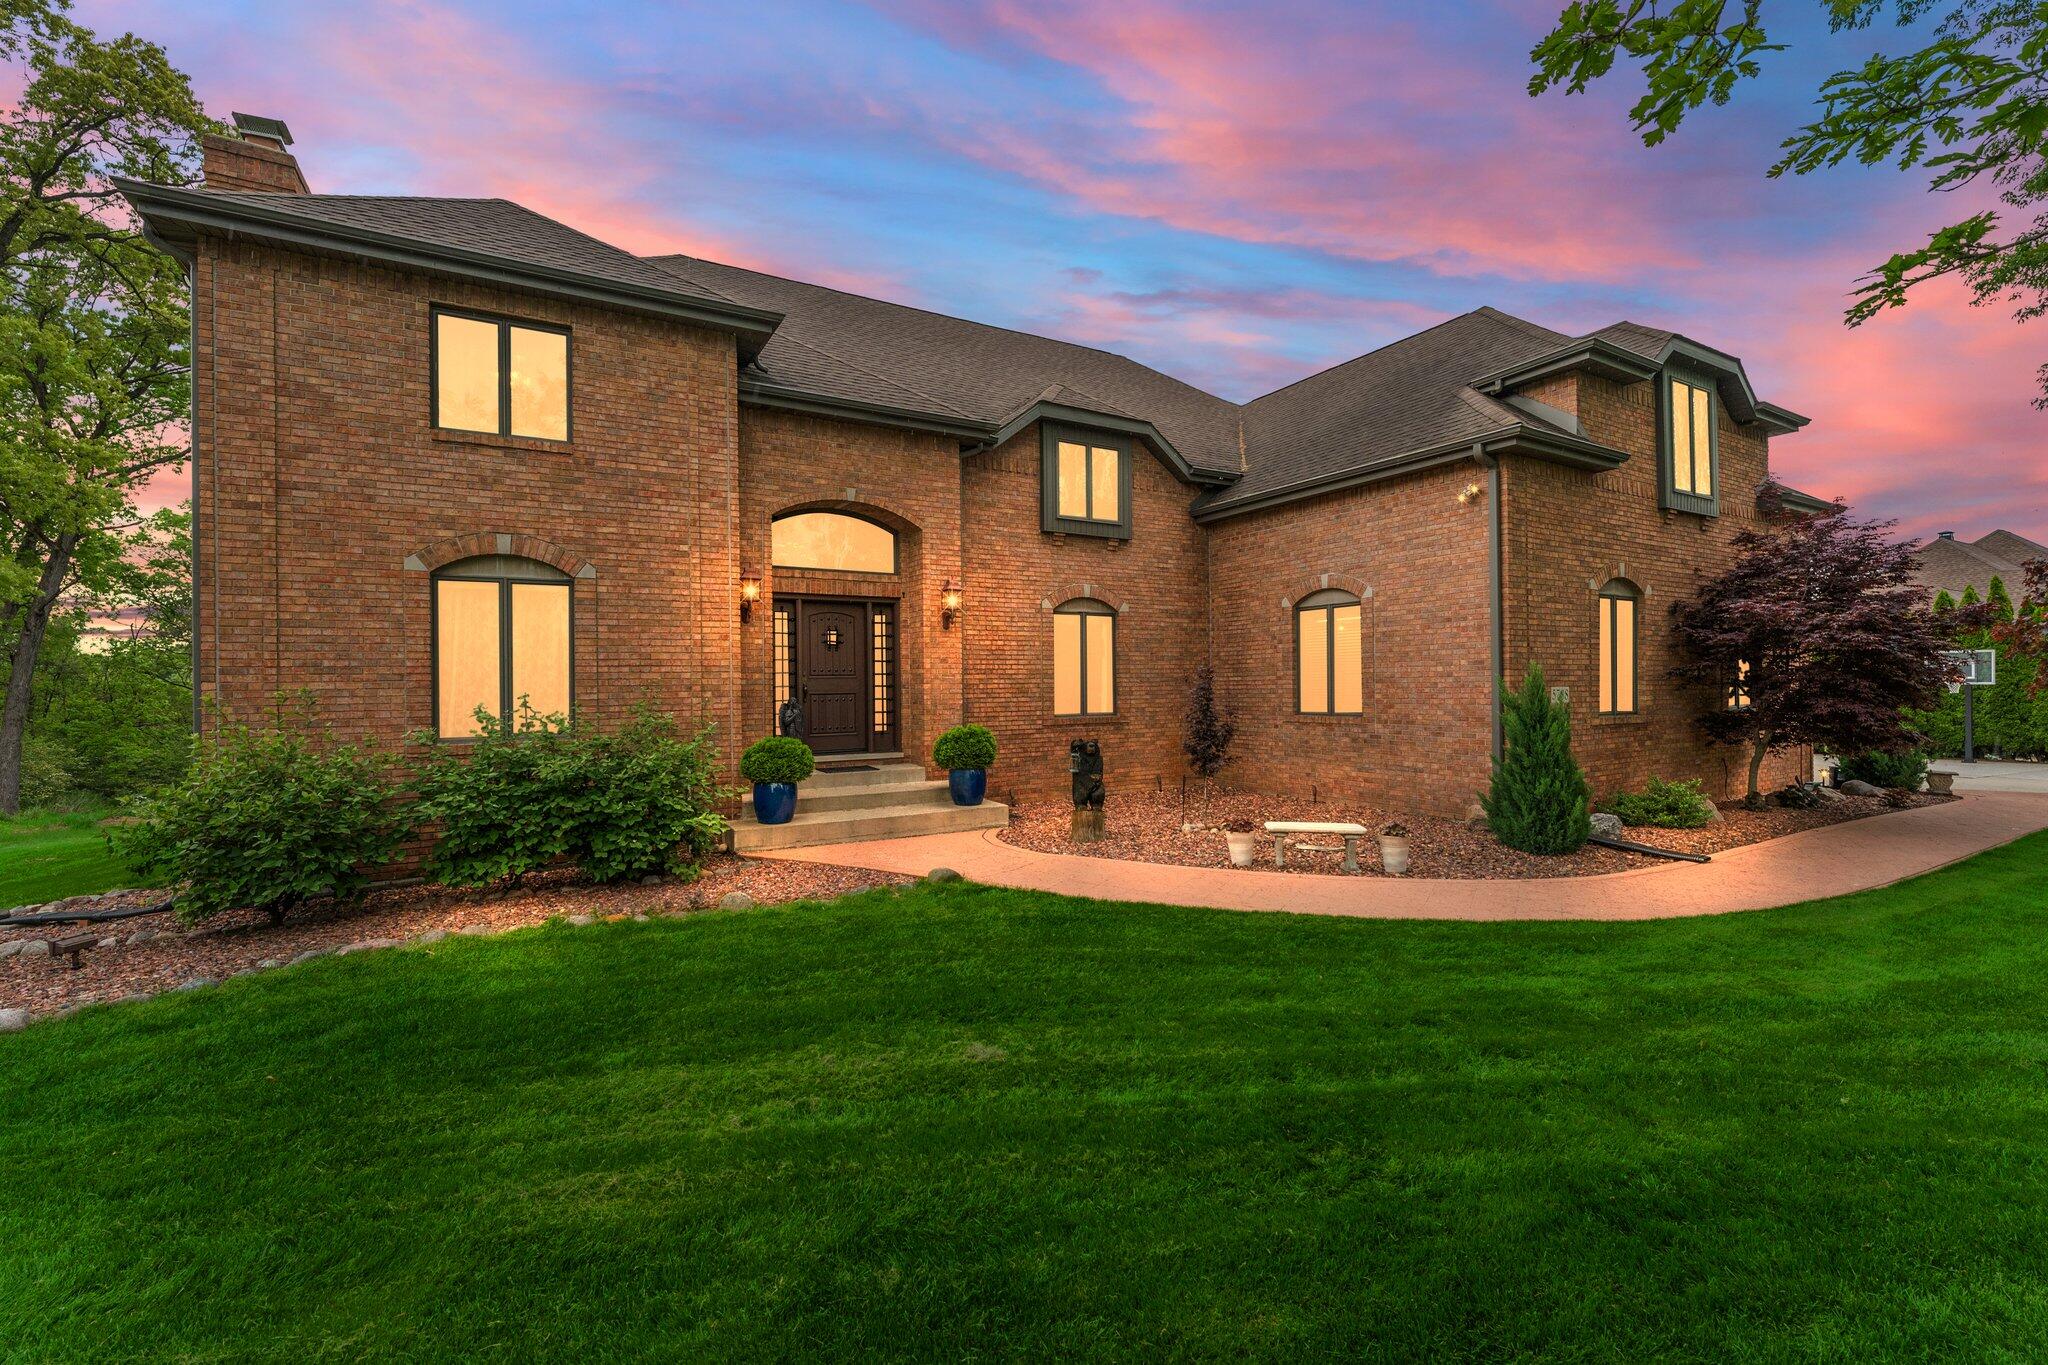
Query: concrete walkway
757,791,2048,921
1933,758,2048,795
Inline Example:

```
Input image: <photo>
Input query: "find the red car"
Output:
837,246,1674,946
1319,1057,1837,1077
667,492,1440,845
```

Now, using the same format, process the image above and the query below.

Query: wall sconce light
1458,482,1484,505
739,571,762,623
940,580,962,630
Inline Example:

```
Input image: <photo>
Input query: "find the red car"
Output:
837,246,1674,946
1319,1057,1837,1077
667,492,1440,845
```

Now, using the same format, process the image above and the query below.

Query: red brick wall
191,238,744,765
200,134,309,193
736,408,963,769
961,424,1209,802
1499,372,1809,802
1206,464,1497,817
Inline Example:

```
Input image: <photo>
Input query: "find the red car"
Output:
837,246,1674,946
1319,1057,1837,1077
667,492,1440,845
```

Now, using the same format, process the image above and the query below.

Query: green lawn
0,808,136,910
6,836,2048,1360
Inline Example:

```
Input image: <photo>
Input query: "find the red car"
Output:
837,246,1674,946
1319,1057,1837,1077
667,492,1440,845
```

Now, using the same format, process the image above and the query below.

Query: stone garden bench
1263,821,1370,873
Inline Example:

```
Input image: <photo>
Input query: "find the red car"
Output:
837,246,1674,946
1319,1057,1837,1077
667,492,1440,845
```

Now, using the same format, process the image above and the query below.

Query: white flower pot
1378,836,1411,876
1225,831,1258,867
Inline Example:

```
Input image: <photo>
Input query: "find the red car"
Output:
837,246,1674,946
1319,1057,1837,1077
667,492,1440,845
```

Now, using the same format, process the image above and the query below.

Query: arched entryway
766,505,911,757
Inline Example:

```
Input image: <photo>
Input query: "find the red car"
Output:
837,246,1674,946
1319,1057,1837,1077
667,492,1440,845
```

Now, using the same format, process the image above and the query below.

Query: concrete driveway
1932,759,2048,794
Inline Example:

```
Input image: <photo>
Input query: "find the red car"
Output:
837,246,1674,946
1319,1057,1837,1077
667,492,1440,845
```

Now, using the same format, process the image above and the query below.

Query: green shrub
573,709,728,882
740,735,814,785
1839,749,1929,790
933,723,997,771
18,734,80,810
1601,776,1716,829
411,704,729,888
114,695,409,925
1482,664,1592,855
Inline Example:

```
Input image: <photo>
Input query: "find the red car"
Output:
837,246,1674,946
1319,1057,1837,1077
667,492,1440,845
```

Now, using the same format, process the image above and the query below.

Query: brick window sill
1055,713,1127,725
1590,712,1652,728
432,429,574,455
1288,713,1366,724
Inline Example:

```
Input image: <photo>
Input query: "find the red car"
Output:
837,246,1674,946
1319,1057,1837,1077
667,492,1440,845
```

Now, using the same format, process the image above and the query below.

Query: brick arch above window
403,532,594,580
1279,573,1370,610
1039,582,1128,613
770,496,921,537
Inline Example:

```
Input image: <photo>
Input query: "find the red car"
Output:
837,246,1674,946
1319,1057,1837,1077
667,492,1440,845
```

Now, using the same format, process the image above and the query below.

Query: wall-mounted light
1458,481,1484,505
941,580,962,630
739,571,762,623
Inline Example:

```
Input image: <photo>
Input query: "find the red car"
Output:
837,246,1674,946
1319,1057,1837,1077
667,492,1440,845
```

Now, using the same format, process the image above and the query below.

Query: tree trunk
1746,730,1774,807
0,535,79,815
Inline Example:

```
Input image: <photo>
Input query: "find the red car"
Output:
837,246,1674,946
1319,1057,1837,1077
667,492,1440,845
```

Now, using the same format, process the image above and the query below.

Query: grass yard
0,808,136,910
6,834,2048,1360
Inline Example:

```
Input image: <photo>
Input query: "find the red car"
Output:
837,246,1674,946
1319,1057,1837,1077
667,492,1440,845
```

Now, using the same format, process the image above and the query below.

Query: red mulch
999,788,1956,880
0,855,907,1021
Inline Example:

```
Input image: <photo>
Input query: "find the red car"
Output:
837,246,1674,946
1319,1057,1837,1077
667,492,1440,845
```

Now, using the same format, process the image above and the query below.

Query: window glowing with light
771,512,896,573
1053,599,1115,715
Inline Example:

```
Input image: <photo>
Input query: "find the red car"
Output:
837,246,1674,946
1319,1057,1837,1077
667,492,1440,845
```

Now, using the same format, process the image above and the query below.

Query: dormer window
1661,371,1718,516
1041,423,1132,539
433,308,570,441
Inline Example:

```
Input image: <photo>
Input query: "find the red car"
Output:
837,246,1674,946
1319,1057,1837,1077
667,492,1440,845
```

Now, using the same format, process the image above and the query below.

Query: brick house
120,115,1828,834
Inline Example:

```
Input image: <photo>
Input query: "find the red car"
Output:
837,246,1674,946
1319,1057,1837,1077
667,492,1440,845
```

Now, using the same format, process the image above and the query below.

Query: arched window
1295,589,1362,714
771,511,897,574
1052,598,1115,716
1597,579,1640,715
433,554,572,737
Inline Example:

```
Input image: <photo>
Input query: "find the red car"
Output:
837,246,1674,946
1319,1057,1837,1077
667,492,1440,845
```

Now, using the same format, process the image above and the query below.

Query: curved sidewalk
757,791,2048,921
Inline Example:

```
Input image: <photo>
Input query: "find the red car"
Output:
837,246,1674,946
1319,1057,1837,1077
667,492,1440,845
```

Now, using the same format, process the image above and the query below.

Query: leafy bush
1482,665,1592,855
1182,665,1235,779
933,723,997,771
740,735,814,785
411,704,729,888
115,696,409,925
1601,776,1717,829
1839,749,1929,790
18,734,80,810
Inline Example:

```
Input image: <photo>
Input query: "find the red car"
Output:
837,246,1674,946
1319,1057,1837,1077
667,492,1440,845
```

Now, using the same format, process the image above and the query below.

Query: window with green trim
1661,373,1718,515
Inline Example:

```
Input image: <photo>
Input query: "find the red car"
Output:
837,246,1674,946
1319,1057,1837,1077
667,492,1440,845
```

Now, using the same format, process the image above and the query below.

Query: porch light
739,571,762,623
941,580,962,630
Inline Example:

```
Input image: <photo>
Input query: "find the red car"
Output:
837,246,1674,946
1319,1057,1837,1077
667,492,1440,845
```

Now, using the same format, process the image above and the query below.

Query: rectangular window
773,604,793,714
1726,658,1752,711
1041,425,1133,539
1663,375,1717,512
1599,593,1637,715
871,608,893,736
433,308,570,441
1053,604,1115,715
434,574,571,738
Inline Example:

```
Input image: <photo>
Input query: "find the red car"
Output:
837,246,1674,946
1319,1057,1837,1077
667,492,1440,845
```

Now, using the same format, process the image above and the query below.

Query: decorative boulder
926,867,963,883
1839,779,1882,797
1588,812,1625,839
718,891,756,911
0,1007,27,1032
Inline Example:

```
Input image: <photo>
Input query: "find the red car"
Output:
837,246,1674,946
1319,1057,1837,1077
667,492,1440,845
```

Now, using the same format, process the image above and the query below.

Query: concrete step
742,778,955,816
806,762,928,790
730,798,1008,853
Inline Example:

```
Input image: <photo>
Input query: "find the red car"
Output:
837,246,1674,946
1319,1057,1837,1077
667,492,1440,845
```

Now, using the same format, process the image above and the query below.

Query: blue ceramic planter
752,781,797,825
948,768,987,807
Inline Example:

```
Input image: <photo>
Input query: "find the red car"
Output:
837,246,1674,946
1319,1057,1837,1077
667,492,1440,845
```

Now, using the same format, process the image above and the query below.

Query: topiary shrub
933,723,997,772
1839,749,1929,791
1601,776,1717,829
740,735,815,786
1482,664,1592,855
115,695,410,925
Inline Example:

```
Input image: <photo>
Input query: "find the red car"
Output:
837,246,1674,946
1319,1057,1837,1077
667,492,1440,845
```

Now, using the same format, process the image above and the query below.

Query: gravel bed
0,855,908,1021
999,789,1956,879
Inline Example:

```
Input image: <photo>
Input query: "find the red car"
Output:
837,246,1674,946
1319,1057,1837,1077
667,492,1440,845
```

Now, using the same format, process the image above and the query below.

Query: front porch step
742,777,957,817
804,762,928,790
730,798,1009,853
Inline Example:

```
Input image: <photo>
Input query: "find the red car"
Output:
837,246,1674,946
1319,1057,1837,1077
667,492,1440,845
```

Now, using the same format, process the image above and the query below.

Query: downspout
1475,447,1503,766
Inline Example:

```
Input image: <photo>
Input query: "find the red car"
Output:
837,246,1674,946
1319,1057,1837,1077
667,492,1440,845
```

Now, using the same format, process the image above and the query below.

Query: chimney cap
1938,530,1956,540
230,112,293,148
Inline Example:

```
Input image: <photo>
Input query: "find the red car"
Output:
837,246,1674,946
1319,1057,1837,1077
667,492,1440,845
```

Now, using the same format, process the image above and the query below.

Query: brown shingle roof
1910,532,2044,600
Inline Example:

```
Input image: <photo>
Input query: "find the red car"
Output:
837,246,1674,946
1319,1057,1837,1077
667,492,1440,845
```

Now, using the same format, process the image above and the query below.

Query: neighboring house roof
1913,530,2048,600
118,179,1819,519
114,182,784,356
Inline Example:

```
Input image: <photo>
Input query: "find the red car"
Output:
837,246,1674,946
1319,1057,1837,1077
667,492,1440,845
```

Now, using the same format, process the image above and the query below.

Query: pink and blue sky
89,0,2045,541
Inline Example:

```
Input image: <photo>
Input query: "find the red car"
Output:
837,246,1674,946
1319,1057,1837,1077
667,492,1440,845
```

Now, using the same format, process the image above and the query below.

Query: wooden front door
798,600,867,754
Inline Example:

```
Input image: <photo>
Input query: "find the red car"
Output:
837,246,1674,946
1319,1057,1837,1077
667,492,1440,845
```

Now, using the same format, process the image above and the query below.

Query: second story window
1662,373,1717,514
433,308,570,441
1041,424,1132,539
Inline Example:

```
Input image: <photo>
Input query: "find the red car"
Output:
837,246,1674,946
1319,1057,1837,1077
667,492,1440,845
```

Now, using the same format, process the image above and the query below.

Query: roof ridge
493,205,745,305
1244,308,1534,408
1472,305,1568,344
766,331,980,422
648,252,1236,406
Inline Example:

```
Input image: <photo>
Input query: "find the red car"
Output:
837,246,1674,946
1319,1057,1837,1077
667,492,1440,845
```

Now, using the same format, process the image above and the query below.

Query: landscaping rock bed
0,855,908,1021
999,789,1956,879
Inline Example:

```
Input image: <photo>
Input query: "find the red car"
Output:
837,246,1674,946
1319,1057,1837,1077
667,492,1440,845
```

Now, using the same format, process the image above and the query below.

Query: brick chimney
200,112,308,193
